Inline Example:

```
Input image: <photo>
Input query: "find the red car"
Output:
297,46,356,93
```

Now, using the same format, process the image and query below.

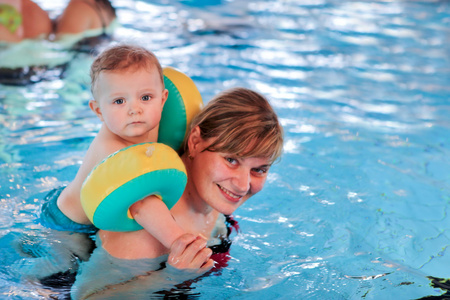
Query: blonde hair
90,44,164,97
186,88,283,163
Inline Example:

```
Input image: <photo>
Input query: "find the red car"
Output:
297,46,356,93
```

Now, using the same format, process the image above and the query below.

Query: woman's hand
168,234,214,273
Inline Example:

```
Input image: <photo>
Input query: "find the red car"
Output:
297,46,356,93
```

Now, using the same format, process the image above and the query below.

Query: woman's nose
233,169,251,194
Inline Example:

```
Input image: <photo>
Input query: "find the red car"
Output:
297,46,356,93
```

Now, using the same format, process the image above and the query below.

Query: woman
71,87,284,298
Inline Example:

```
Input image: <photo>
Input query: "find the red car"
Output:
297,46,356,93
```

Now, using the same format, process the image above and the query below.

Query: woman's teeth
218,185,241,199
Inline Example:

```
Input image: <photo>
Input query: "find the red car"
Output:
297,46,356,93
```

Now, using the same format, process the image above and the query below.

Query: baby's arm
129,196,185,249
58,128,128,224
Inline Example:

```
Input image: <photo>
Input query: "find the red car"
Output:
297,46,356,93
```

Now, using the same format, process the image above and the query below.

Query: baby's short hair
90,44,164,96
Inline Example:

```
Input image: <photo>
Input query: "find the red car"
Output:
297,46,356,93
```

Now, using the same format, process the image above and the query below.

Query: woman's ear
187,126,202,157
89,100,104,121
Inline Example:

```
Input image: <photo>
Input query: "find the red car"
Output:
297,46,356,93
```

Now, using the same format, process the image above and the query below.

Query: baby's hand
168,233,214,272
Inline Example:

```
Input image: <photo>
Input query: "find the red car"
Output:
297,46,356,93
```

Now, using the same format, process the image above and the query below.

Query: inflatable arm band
81,143,187,232
159,67,203,152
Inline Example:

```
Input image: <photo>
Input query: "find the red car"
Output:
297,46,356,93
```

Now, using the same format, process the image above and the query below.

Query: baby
41,44,185,249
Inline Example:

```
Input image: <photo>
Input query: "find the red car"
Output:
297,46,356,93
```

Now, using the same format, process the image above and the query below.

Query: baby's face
92,66,168,142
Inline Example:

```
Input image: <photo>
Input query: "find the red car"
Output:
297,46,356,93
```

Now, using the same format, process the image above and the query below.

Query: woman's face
188,133,272,215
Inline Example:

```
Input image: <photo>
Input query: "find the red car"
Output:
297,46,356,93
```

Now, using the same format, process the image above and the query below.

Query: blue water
1,0,450,299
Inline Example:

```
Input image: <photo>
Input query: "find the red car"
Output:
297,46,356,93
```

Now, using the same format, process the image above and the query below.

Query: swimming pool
1,0,449,298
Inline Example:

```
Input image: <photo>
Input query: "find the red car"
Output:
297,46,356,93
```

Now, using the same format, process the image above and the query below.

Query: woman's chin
213,201,241,216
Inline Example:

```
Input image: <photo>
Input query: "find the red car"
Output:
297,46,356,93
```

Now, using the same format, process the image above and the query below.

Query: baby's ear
162,88,169,106
89,100,104,121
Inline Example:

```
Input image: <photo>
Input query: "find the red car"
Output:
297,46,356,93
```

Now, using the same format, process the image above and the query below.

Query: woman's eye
252,168,268,176
142,95,151,101
114,98,124,104
225,157,238,165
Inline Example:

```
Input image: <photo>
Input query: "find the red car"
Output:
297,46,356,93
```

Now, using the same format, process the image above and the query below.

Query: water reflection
0,0,449,298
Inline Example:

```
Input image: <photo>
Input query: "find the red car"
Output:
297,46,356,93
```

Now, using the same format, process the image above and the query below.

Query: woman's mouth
217,184,242,202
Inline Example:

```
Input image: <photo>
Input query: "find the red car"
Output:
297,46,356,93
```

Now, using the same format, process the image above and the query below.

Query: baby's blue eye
142,95,151,101
114,98,124,104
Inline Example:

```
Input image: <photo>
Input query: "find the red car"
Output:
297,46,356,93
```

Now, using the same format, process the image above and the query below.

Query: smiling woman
182,88,284,215
71,87,284,298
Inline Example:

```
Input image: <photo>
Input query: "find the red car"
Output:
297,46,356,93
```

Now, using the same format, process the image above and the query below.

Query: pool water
1,0,450,299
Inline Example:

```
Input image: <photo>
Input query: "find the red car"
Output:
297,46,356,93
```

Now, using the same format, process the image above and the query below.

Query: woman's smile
217,184,243,203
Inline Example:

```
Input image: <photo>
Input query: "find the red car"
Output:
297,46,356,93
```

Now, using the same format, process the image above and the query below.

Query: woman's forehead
205,137,274,161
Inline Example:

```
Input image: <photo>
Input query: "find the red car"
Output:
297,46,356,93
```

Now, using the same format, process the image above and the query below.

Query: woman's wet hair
186,87,284,163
